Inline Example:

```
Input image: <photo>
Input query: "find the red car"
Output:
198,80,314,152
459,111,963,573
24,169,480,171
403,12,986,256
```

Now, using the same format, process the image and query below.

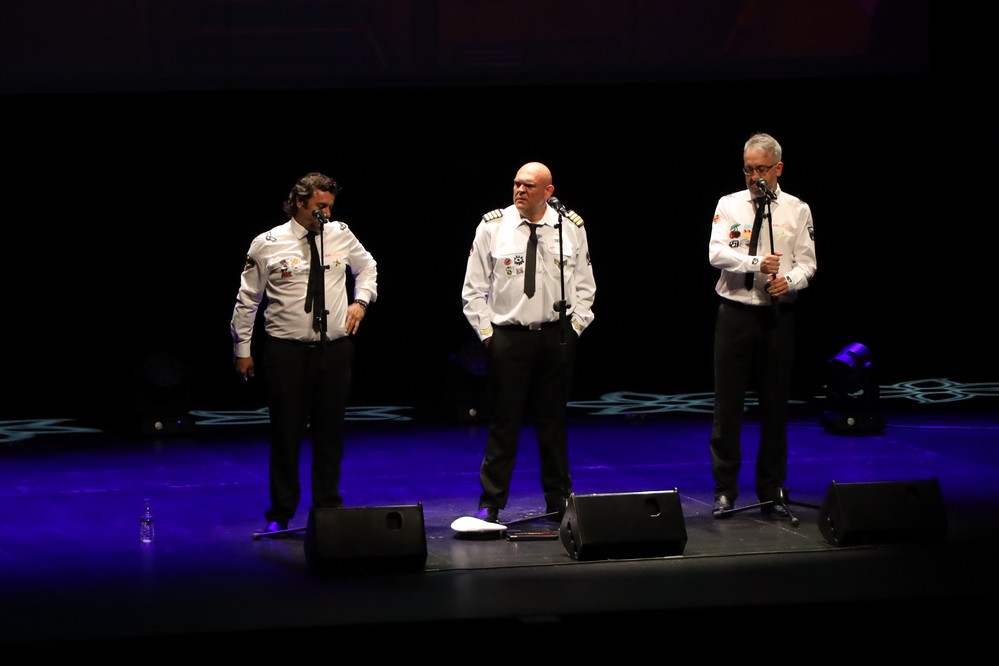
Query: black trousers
709,300,795,504
479,321,577,512
263,336,353,524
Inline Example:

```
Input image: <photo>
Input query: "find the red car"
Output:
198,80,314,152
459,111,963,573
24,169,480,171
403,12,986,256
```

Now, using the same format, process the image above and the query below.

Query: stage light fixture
820,342,886,434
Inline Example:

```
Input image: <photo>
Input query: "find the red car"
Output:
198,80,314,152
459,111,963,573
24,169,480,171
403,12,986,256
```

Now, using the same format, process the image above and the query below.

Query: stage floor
1,395,997,652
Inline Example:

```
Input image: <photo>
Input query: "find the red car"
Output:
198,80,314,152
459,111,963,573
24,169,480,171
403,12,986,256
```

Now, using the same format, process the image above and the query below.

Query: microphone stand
552,212,568,360
714,487,820,527
762,197,780,319
311,210,330,344
252,525,307,540
318,228,329,344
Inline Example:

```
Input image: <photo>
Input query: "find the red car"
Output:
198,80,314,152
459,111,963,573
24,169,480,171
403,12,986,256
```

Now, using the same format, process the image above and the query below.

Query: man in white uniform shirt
231,172,378,533
708,133,817,519
462,161,596,524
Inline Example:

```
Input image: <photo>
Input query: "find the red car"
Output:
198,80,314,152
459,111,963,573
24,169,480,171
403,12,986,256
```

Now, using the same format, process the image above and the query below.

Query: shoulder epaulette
482,209,503,223
566,210,584,227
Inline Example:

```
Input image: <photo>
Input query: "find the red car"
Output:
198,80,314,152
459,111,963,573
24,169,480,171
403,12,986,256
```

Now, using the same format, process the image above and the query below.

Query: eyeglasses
743,164,777,176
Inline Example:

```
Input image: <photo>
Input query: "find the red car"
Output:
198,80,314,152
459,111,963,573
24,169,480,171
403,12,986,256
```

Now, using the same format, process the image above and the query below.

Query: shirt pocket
268,255,306,281
494,250,526,280
544,237,577,273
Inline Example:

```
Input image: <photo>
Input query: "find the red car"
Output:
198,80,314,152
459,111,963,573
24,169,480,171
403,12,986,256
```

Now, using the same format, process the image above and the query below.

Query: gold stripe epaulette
482,209,503,222
566,210,584,227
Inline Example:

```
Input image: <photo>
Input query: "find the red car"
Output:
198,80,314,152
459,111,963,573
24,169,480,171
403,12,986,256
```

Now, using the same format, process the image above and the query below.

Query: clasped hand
761,252,788,296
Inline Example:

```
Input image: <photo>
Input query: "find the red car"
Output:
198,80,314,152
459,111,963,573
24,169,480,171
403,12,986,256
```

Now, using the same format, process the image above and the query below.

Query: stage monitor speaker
817,478,947,547
304,505,427,574
559,490,687,560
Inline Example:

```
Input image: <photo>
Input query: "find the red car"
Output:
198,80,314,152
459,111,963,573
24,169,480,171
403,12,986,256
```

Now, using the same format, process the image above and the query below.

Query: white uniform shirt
462,204,596,341
231,219,378,356
708,187,816,305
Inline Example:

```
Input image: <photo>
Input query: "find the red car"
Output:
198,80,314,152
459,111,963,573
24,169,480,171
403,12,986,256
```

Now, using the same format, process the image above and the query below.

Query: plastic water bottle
140,499,155,543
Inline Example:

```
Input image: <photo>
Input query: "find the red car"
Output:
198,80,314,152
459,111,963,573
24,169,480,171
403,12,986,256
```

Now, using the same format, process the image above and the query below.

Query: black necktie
305,231,326,333
523,222,538,298
745,198,766,290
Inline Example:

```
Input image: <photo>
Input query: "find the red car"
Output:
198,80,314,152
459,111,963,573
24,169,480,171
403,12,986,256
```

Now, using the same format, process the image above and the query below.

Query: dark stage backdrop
5,1,982,428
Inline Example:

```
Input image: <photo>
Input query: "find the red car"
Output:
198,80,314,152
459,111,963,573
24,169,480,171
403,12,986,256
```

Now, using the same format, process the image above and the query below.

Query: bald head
513,162,555,222
519,162,552,187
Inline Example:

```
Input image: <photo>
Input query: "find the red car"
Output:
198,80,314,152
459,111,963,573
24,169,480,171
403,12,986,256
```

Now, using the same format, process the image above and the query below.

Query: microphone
547,196,569,216
755,179,777,201
312,208,330,224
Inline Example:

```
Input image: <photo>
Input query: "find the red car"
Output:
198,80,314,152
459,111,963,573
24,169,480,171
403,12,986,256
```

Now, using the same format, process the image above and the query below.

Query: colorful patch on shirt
808,226,815,241
244,255,256,270
514,255,524,266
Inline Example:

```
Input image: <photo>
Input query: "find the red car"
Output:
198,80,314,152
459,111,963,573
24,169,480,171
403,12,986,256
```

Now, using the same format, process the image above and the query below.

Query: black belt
495,320,563,332
267,335,347,347
720,297,793,312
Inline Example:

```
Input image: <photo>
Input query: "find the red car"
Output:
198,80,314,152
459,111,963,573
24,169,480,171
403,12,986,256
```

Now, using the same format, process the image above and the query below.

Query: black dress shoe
545,497,569,522
475,507,499,523
712,495,734,518
761,502,789,517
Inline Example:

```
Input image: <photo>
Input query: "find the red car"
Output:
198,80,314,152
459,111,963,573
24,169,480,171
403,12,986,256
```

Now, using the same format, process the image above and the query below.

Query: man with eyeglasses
707,132,817,519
